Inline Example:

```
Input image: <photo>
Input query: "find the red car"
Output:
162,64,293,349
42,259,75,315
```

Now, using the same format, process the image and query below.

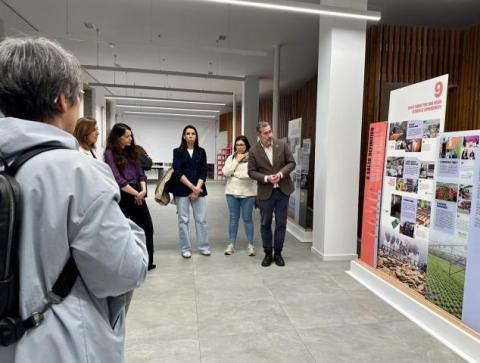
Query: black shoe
148,264,156,271
274,254,285,267
261,253,273,267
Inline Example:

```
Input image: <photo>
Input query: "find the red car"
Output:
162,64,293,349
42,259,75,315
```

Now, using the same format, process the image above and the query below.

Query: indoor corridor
125,182,464,363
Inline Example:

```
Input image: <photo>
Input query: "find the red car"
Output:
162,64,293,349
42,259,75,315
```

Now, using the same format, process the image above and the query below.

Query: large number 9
434,81,443,98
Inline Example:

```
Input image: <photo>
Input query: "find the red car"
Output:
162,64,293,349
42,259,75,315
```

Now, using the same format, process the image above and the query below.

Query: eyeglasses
53,89,85,104
235,143,246,147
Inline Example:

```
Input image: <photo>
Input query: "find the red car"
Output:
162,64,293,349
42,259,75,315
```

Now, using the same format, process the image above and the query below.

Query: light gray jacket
0,118,148,363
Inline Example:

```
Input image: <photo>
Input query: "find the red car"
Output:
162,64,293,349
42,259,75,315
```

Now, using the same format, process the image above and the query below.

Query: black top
172,147,208,197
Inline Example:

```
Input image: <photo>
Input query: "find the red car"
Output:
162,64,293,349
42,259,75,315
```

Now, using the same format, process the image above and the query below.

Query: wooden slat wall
222,77,318,208
359,22,480,238
219,110,242,146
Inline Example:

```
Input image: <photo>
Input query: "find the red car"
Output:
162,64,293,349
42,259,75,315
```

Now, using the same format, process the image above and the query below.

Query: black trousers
119,191,154,267
258,189,289,254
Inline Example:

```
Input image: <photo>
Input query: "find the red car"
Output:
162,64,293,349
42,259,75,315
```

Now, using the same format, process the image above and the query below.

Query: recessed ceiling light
116,105,220,113
123,111,217,119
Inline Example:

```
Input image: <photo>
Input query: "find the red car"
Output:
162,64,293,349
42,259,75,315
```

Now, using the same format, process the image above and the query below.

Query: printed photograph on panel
423,119,441,139
435,182,458,202
406,138,422,152
457,184,472,214
379,227,427,295
426,243,467,319
419,162,435,179
390,194,402,219
439,136,463,159
386,157,404,177
460,135,479,160
416,200,431,227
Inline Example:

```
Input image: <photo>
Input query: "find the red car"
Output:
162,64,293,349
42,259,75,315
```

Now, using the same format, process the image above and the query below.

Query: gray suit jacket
248,138,296,200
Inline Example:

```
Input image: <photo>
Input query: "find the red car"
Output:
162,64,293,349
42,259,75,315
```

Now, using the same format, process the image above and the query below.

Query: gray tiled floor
125,182,464,363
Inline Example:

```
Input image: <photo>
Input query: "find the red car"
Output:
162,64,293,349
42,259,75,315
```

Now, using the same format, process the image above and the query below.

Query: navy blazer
172,147,208,197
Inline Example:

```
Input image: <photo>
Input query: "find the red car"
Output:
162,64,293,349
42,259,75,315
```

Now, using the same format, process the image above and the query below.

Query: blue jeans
226,195,255,244
176,196,210,253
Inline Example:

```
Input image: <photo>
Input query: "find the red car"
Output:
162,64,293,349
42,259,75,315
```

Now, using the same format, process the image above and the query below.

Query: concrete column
312,0,367,260
241,75,259,145
272,44,281,137
232,93,236,147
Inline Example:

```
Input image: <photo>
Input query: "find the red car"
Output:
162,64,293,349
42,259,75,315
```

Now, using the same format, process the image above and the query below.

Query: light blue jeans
176,196,210,253
226,195,255,245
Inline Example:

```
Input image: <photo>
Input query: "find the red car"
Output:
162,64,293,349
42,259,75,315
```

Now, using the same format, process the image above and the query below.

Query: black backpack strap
0,144,79,346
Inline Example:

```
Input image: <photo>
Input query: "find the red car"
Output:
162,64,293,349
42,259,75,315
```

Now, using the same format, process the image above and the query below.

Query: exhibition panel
378,75,448,296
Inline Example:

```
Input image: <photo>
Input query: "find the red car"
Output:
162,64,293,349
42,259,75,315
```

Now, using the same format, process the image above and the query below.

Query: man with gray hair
0,37,148,362
248,121,296,266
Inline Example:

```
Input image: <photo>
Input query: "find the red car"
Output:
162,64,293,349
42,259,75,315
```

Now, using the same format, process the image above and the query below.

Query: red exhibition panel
361,122,388,267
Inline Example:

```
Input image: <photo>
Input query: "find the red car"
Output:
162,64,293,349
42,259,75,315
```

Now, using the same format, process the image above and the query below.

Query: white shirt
187,148,194,157
261,143,281,187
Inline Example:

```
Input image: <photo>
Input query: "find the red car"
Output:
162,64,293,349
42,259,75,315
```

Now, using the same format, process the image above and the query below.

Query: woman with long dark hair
172,125,211,258
222,135,257,255
104,123,156,270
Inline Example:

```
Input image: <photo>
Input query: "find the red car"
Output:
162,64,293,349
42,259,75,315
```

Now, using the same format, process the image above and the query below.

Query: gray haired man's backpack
0,144,78,346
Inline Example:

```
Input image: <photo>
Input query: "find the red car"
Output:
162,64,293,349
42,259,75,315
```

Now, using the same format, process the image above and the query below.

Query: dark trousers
119,191,154,267
258,189,289,254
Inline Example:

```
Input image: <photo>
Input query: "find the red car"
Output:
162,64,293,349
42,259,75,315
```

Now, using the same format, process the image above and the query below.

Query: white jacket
0,118,148,363
222,154,257,197
78,145,101,159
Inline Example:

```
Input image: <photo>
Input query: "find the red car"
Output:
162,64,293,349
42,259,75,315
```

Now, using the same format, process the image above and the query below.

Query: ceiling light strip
200,0,381,21
116,104,220,113
123,111,217,119
105,95,226,106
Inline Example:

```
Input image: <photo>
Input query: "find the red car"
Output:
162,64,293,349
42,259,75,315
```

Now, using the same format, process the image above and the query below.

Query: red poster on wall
361,122,388,267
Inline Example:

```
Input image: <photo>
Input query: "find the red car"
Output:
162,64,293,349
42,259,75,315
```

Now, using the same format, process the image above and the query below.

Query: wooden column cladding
358,22,480,238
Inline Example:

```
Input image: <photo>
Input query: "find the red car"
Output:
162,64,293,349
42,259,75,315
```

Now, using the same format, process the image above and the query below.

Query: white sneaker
200,250,211,256
182,251,192,258
247,244,256,256
224,244,235,255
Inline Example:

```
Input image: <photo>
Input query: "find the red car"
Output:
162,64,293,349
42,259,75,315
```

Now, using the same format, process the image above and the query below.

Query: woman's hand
134,191,145,205
189,192,199,201
236,152,248,162
192,185,203,195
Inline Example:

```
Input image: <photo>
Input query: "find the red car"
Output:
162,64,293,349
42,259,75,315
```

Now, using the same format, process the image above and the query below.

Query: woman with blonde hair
73,116,100,158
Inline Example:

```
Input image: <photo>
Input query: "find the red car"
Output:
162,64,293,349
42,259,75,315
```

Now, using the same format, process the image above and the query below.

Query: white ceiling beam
88,83,234,95
82,64,244,82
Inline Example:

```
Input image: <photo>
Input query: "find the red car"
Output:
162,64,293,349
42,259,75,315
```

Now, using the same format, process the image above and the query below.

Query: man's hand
268,174,280,184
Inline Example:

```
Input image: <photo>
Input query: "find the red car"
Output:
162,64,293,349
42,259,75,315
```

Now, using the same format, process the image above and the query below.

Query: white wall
312,0,367,260
121,115,217,164
92,88,108,148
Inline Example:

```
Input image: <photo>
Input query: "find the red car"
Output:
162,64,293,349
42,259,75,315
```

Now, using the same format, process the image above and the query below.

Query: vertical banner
361,122,388,267
463,152,480,330
426,131,480,319
378,75,448,295
287,118,302,221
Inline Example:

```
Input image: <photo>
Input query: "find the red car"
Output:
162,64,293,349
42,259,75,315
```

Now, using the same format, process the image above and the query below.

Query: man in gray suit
248,121,296,266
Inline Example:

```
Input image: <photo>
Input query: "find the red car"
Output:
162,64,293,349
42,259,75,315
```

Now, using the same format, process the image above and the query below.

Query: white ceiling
1,0,479,108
